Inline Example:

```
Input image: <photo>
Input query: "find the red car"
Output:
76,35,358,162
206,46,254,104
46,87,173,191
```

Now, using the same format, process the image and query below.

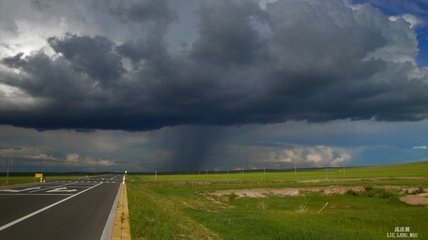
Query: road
0,174,122,240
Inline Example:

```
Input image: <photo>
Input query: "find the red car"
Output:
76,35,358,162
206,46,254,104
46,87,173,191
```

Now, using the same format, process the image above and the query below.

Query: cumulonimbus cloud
1,0,428,131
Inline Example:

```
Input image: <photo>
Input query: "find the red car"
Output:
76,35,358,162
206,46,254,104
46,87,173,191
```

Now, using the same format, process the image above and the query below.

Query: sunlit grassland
127,161,428,239
0,176,35,186
130,161,428,182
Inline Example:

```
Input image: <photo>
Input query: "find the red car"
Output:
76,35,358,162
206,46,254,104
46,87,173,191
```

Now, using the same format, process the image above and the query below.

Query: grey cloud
0,0,18,35
1,51,92,101
0,147,58,161
113,0,175,64
2,53,26,68
0,17,18,35
191,0,267,66
154,126,231,171
1,0,428,132
48,33,125,83
0,145,116,171
109,0,176,24
116,32,168,65
30,0,51,11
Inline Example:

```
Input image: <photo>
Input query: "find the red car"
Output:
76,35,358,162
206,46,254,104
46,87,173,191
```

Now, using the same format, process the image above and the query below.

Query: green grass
0,176,35,186
129,161,428,182
127,161,428,239
187,194,427,240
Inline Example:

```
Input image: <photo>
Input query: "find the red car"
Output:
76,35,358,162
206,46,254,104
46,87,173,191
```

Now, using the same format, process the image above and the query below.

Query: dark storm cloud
48,34,125,83
30,0,51,11
2,53,26,68
1,0,428,131
153,126,229,171
1,51,91,100
191,1,267,66
112,0,175,65
107,0,176,24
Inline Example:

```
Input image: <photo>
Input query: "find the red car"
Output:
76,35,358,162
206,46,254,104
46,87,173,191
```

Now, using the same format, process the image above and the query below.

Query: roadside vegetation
127,161,428,239
0,176,35,186
130,161,428,182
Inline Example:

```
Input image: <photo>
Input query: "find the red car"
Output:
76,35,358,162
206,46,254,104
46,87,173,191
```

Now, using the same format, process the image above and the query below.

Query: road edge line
0,182,103,232
100,183,122,240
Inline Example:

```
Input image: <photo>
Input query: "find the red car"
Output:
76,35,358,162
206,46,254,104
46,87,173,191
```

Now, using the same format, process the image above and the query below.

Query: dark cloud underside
1,0,428,131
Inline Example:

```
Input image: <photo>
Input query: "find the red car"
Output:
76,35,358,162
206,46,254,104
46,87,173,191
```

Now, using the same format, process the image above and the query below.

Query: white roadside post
294,162,297,175
122,170,127,184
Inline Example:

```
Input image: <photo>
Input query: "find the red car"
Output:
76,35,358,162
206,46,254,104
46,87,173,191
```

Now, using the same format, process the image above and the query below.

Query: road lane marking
46,187,77,193
100,183,121,240
30,182,77,193
0,193,74,196
0,187,41,193
109,175,120,180
0,182,103,232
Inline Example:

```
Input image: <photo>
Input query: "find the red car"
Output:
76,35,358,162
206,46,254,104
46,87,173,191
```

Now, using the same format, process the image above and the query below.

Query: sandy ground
400,192,428,205
205,186,364,198
203,186,428,205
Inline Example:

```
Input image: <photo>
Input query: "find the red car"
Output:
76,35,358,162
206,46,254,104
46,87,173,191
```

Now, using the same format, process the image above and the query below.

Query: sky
0,0,428,172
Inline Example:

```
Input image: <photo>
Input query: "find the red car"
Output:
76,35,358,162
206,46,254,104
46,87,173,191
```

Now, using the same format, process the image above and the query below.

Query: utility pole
294,162,297,175
155,168,157,181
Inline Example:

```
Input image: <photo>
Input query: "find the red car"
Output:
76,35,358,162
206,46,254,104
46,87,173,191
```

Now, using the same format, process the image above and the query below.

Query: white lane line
0,187,41,193
109,175,119,180
46,187,77,193
0,193,74,196
100,183,122,240
30,182,77,193
0,182,103,232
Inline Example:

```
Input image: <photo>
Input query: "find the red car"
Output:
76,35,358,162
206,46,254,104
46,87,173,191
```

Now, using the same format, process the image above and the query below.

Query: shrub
227,193,239,201
346,190,359,196
365,187,396,198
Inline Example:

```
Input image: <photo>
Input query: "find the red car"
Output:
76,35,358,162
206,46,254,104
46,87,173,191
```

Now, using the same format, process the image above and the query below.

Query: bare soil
203,186,428,205
400,192,428,205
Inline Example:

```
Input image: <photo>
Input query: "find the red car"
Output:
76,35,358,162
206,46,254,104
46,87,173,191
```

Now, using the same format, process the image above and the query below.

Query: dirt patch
203,186,428,203
400,192,428,205
204,186,367,198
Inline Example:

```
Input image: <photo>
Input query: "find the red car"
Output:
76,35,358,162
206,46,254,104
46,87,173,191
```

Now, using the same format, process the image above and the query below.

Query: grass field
129,161,428,182
127,161,428,240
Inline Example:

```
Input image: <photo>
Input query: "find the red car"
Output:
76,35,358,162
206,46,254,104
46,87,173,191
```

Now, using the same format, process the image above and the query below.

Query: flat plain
127,161,428,240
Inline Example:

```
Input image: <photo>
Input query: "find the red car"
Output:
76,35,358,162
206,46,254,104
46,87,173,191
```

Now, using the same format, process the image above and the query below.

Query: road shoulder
111,183,131,240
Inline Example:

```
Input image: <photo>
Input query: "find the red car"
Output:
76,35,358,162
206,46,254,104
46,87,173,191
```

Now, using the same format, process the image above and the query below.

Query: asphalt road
0,174,121,240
